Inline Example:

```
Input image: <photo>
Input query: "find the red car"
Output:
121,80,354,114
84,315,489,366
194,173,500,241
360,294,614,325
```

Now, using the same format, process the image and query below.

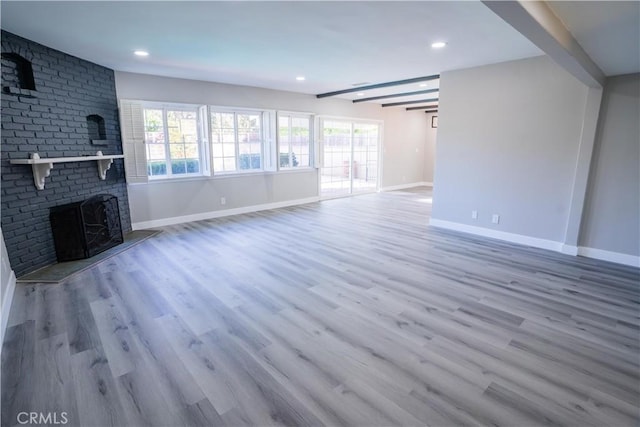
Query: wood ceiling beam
352,88,438,103
382,98,439,108
316,74,439,98
406,105,438,111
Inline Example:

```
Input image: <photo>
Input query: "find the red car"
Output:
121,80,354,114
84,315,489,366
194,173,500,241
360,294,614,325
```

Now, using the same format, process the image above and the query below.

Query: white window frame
277,111,314,171
142,102,207,180
209,106,274,175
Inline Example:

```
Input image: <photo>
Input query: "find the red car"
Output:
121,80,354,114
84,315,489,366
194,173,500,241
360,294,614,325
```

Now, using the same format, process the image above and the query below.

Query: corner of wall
577,246,640,268
1,226,17,348
429,218,640,268
1,269,16,348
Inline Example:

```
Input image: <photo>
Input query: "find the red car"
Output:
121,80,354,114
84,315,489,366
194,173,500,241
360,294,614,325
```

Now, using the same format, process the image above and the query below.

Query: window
210,110,263,173
122,101,312,182
278,113,312,169
143,106,202,178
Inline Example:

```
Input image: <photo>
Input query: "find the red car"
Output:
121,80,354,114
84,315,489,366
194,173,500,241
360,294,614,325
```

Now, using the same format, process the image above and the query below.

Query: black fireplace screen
50,194,124,262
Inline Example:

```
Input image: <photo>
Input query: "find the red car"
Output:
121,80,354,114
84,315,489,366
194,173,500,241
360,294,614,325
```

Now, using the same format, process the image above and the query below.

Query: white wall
127,171,319,228
431,56,588,245
381,108,431,188
115,72,429,227
1,227,16,345
423,112,438,184
580,73,640,258
115,72,386,120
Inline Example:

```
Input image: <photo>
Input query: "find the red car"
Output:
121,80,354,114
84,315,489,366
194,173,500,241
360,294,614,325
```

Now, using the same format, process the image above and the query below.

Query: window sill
145,174,210,185
213,168,316,179
275,167,316,174
212,170,266,179
137,168,317,185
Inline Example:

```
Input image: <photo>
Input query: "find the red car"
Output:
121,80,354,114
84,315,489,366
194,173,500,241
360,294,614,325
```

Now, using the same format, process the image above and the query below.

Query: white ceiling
547,1,640,77
1,0,543,106
2,1,635,110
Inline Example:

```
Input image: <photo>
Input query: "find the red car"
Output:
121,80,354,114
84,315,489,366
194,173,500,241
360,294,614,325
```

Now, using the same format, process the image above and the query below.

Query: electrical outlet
220,197,226,205
492,214,500,224
471,210,478,220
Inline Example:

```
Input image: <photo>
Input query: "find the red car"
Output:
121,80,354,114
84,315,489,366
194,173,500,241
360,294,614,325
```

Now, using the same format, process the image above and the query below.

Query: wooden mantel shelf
9,151,125,190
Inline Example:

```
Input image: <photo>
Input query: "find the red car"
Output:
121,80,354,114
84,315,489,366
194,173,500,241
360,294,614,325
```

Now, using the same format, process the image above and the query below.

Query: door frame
316,115,384,200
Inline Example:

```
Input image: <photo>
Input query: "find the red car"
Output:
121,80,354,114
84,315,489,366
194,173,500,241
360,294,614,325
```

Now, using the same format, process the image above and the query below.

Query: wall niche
87,114,108,145
1,52,36,96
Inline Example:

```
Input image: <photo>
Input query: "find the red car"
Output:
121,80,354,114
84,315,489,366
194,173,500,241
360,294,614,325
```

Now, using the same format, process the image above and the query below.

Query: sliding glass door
352,122,379,193
320,119,380,197
320,120,352,197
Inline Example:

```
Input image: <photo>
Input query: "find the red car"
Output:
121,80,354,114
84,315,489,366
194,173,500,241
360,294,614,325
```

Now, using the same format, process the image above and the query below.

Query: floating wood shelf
9,151,125,190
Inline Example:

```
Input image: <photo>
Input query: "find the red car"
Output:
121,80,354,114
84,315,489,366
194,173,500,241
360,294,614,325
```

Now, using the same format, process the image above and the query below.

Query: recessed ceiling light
296,76,306,81
357,92,365,96
431,42,447,49
419,83,428,87
134,50,149,57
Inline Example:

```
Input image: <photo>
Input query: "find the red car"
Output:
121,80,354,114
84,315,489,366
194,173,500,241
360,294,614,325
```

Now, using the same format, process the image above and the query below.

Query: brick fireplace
1,31,131,276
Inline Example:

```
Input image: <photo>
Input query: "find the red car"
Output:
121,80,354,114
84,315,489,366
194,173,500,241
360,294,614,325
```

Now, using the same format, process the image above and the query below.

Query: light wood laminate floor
2,188,639,427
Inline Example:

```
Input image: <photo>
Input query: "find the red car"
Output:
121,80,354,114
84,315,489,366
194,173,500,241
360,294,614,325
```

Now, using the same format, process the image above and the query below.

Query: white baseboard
429,219,640,268
132,196,321,230
577,246,640,268
560,244,579,256
380,181,432,192
428,218,563,252
1,269,16,348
